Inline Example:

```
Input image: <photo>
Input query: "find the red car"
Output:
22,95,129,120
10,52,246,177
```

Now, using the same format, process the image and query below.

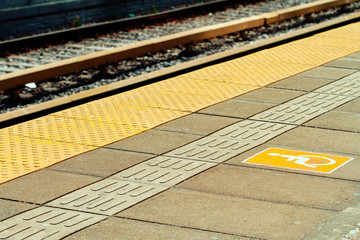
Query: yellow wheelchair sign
243,148,353,173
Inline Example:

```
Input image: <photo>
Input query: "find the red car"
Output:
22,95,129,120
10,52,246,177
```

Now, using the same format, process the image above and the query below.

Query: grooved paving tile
47,179,167,215
165,137,252,163
251,93,355,124
313,71,360,97
166,120,295,163
0,207,106,240
111,156,216,187
0,199,36,221
210,120,295,141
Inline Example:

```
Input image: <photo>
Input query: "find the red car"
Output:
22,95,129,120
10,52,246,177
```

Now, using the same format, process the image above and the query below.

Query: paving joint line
231,96,304,105
172,187,340,212
45,168,117,180
63,217,110,240
114,216,265,240
221,162,360,183
194,111,246,120
299,124,360,134
101,146,161,156
266,86,322,92
153,128,209,137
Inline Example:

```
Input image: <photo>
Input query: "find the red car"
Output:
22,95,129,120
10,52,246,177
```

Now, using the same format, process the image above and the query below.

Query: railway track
0,0,359,126
0,0,320,75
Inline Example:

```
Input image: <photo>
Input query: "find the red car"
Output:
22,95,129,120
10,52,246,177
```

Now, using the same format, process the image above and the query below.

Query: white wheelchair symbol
267,153,336,168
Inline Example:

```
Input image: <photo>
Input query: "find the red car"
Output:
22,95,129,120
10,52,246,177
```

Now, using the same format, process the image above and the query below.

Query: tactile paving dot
183,57,312,86
0,134,96,184
251,93,355,124
51,97,188,130
0,206,106,240
111,156,216,186
149,77,258,100
47,179,167,215
114,86,218,112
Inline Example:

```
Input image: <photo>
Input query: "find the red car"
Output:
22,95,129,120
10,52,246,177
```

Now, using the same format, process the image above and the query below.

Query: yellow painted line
1,22,360,184
243,148,353,173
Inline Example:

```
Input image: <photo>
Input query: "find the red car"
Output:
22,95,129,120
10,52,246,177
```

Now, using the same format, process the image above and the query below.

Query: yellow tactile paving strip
1,22,360,184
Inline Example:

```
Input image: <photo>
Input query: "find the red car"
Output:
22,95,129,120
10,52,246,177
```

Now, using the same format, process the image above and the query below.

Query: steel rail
0,0,358,92
0,0,358,90
1,10,359,127
0,0,235,54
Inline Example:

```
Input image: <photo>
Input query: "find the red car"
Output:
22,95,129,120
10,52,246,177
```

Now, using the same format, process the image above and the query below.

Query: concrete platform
1,40,360,240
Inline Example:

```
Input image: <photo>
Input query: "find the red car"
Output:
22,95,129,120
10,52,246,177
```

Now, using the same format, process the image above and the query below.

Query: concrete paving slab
268,126,360,156
305,110,360,132
335,98,360,113
177,164,360,211
324,58,360,69
118,188,334,240
234,87,304,104
298,67,357,80
198,99,274,119
106,129,201,155
226,143,360,181
0,170,100,204
347,52,360,59
155,113,240,135
0,206,107,240
0,199,36,221
303,199,360,240
65,217,249,240
268,76,333,91
49,148,153,178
